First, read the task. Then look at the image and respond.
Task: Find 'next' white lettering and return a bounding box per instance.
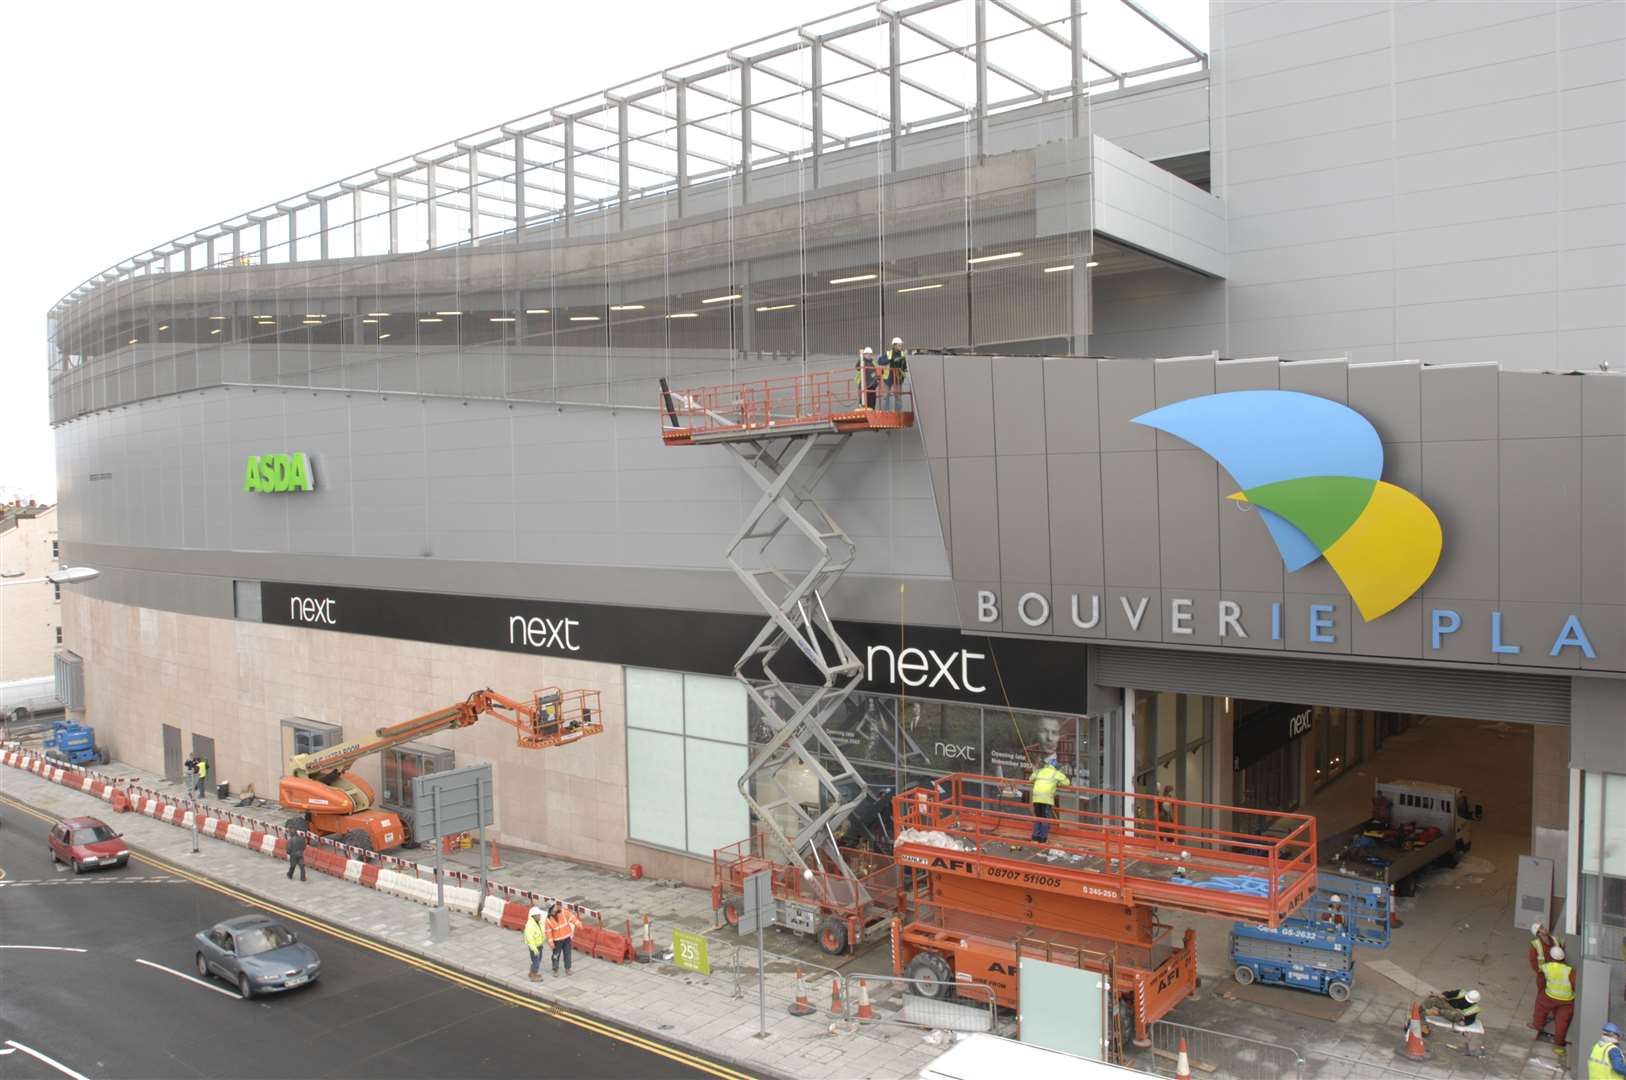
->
[507,614,582,652]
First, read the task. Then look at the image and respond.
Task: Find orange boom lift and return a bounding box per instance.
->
[891,773,1317,1049]
[277,687,602,851]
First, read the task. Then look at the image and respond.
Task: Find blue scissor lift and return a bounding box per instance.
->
[1228,870,1392,1002]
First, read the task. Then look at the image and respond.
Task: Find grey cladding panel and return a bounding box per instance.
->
[1279,358,1348,402]
[910,354,949,460]
[1422,364,1499,441]
[1420,440,1501,601]
[1581,436,1626,605]
[1155,451,1222,591]
[1348,361,1422,442]
[947,456,1000,581]
[1500,438,1582,604]
[1048,454,1104,585]
[944,356,995,458]
[1500,371,1581,439]
[992,356,1047,456]
[1152,357,1216,451]
[1097,359,1156,451]
[1042,357,1100,454]
[1099,452,1161,588]
[995,455,1051,585]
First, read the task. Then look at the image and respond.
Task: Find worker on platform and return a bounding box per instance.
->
[524,906,547,982]
[1529,921,1557,997]
[1532,944,1577,1056]
[547,901,581,977]
[1587,1022,1625,1078]
[1028,753,1069,844]
[1420,988,1481,1030]
[856,346,879,410]
[882,337,908,412]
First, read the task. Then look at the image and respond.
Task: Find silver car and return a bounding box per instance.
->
[194,914,321,999]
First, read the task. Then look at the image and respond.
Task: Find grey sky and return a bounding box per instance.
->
[0,0,1206,504]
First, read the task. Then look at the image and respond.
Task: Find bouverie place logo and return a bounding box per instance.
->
[1132,390,1442,621]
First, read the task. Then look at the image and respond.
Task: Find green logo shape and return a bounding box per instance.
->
[244,452,315,493]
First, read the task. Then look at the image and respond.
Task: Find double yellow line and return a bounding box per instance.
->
[0,792,754,1080]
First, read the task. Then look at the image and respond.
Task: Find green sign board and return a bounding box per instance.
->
[244,452,315,493]
[671,928,710,975]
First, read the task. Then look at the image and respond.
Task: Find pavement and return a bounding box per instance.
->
[0,755,950,1080]
[0,799,721,1080]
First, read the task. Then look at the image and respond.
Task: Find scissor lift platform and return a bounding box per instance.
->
[659,369,914,445]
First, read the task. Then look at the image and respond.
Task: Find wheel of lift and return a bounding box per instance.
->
[721,898,741,927]
[1233,964,1255,986]
[905,952,955,1000]
[816,916,848,956]
[1328,980,1351,1003]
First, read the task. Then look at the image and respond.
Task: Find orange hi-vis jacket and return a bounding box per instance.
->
[546,910,580,944]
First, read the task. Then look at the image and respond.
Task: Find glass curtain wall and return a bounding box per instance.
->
[1578,770,1625,1019]
[625,668,751,858]
[49,2,1111,424]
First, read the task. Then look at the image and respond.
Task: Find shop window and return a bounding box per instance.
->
[625,669,748,858]
[1579,771,1626,967]
[380,743,454,809]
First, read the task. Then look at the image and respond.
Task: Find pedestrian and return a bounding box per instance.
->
[856,346,878,410]
[1156,785,1177,830]
[194,755,209,798]
[1420,988,1481,1031]
[882,337,908,412]
[524,906,547,981]
[286,823,308,881]
[1027,753,1069,844]
[547,901,581,977]
[1529,921,1556,997]
[1587,1022,1625,1078]
[1532,944,1576,1057]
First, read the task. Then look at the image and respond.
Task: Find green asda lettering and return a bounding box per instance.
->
[244,453,315,493]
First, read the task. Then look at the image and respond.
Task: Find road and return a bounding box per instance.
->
[0,796,746,1080]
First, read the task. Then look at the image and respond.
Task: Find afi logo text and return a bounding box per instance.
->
[289,596,338,626]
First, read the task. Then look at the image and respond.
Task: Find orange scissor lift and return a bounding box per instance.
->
[891,773,1317,1048]
[661,368,914,953]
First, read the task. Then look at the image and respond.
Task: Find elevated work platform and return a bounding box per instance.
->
[658,370,914,445]
[894,773,1318,928]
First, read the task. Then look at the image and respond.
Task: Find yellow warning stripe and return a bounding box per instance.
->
[0,791,754,1080]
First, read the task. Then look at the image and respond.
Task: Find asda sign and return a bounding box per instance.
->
[244,452,315,493]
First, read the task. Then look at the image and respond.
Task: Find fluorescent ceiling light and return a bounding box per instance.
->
[128,338,139,345]
[1043,264,1074,273]
[378,333,392,340]
[489,316,516,322]
[210,328,223,335]
[609,304,645,311]
[666,312,699,319]
[158,324,170,331]
[254,313,275,318]
[569,315,600,322]
[967,251,1022,265]
[525,308,549,314]
[366,312,390,317]
[434,310,462,316]
[897,283,942,294]
[1085,261,1100,268]
[829,274,876,285]
[755,303,796,312]
[361,319,378,324]
[418,317,444,323]
[701,293,741,304]
[208,315,228,320]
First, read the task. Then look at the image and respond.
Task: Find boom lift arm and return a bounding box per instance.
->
[278,686,601,851]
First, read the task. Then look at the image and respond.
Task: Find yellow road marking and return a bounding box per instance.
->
[0,791,755,1080]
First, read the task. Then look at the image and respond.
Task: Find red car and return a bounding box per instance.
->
[47,816,130,873]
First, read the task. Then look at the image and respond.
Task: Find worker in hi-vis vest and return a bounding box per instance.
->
[1587,1022,1625,1078]
[1532,944,1577,1056]
[1028,754,1068,844]
[1529,921,1557,998]
[193,756,208,798]
[524,906,547,981]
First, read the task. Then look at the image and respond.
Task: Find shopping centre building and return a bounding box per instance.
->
[40,0,1623,1033]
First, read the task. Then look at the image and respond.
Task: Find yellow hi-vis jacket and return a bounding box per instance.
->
[1541,960,1575,1001]
[1029,764,1069,806]
[1588,1037,1625,1078]
[196,759,208,779]
[524,917,546,955]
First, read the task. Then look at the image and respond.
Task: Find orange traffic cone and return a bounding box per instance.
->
[638,914,655,963]
[830,977,844,1017]
[1175,1037,1192,1080]
[1399,1001,1429,1060]
[787,967,817,1017]
[489,840,504,871]
[855,979,874,1020]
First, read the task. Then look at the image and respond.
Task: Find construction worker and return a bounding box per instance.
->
[1028,753,1069,843]
[193,755,208,798]
[856,346,879,410]
[285,824,308,882]
[1529,921,1557,997]
[524,906,547,981]
[547,901,581,977]
[1587,1022,1625,1078]
[1532,944,1577,1056]
[1421,988,1481,1029]
[882,337,908,412]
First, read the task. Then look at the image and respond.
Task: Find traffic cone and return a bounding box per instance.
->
[830,977,844,1017]
[489,840,504,871]
[638,914,655,963]
[855,979,874,1020]
[1175,1037,1192,1080]
[1399,1001,1429,1060]
[787,967,817,1016]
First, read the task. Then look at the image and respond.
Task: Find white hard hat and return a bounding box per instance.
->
[1465,989,1481,1004]
[1530,921,1543,934]
[528,906,544,919]
[1549,945,1565,961]
[862,346,874,354]
[891,336,903,346]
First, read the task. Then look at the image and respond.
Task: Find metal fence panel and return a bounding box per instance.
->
[843,973,997,1033]
[1145,1020,1303,1080]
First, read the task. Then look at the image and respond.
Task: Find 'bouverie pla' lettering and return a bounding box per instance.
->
[244,452,315,493]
